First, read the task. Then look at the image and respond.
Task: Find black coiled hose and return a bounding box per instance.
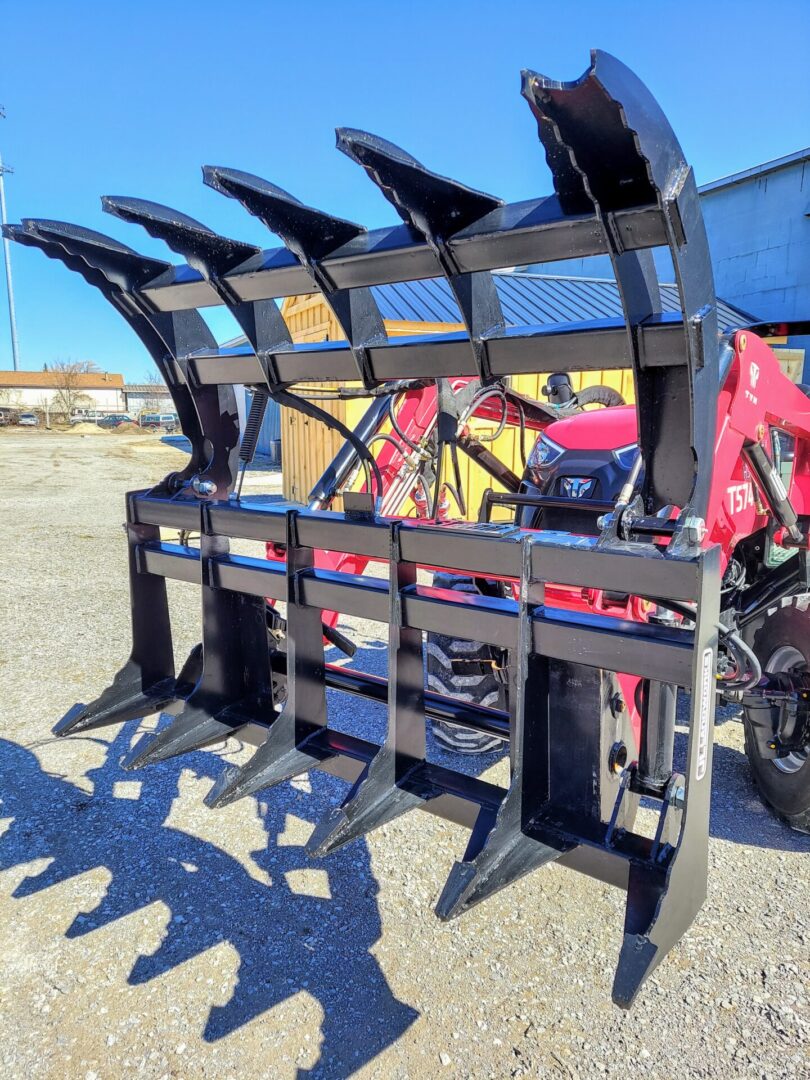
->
[574,385,626,409]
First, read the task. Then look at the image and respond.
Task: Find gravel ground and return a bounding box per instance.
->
[0,429,808,1080]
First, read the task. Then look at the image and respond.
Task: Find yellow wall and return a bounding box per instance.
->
[279,293,637,515]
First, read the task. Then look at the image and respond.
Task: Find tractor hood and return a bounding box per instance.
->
[545,404,637,452]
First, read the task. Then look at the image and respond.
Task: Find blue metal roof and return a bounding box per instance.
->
[371,272,756,331]
[223,271,755,352]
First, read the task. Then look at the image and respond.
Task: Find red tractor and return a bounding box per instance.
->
[7,50,808,1007]
[267,339,810,833]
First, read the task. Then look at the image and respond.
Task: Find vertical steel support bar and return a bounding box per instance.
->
[388,523,427,775]
[54,491,178,736]
[612,545,720,1007]
[205,509,330,806]
[122,503,273,769]
[435,537,571,919]
[307,522,434,854]
[284,509,329,744]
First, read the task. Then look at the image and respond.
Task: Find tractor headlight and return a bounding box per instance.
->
[527,434,565,484]
[612,443,639,471]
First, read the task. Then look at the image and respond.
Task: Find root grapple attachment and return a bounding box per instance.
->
[7,51,723,1006]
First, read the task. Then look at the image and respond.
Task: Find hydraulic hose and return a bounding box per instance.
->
[388,395,425,454]
[641,596,762,690]
[462,388,508,441]
[575,385,625,409]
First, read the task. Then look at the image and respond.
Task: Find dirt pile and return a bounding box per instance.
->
[114,422,148,433]
[66,422,108,434]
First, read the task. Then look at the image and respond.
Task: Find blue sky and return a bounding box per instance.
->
[1,0,808,381]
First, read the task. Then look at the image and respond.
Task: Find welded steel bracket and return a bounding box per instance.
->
[337,130,505,384]
[204,167,388,388]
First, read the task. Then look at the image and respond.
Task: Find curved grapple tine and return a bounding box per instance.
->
[521,50,684,217]
[521,49,718,526]
[335,128,502,236]
[3,218,226,487]
[336,129,505,384]
[204,165,386,388]
[102,195,260,277]
[203,166,365,261]
[102,194,291,365]
[3,217,170,293]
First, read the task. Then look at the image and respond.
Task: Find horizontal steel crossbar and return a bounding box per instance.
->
[181,313,687,384]
[137,542,696,686]
[131,493,701,601]
[138,199,667,312]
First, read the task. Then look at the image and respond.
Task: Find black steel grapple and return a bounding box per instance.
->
[5,51,723,1006]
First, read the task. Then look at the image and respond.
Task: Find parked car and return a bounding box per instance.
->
[97,414,134,429]
[140,412,178,433]
[18,413,39,427]
[70,410,107,424]
[0,411,9,426]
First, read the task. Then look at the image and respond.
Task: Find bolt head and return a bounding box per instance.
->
[191,476,217,496]
[683,515,707,545]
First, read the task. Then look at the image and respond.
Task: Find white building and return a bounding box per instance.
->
[123,382,174,415]
[0,370,125,415]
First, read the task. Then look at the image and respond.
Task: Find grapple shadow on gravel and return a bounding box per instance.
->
[0,726,419,1075]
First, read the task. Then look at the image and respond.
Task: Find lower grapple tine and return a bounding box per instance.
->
[207,508,330,806]
[436,536,568,917]
[612,864,670,1008]
[51,676,173,736]
[52,644,201,737]
[204,707,322,808]
[308,522,431,856]
[306,750,433,857]
[435,799,569,920]
[121,700,253,771]
[53,702,95,736]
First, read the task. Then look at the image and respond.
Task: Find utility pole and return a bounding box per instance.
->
[0,105,21,371]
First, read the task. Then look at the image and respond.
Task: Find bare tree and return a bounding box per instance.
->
[49,359,101,419]
[34,392,53,429]
[140,368,168,415]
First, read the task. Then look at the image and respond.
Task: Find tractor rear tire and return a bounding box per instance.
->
[425,574,506,755]
[743,598,810,833]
